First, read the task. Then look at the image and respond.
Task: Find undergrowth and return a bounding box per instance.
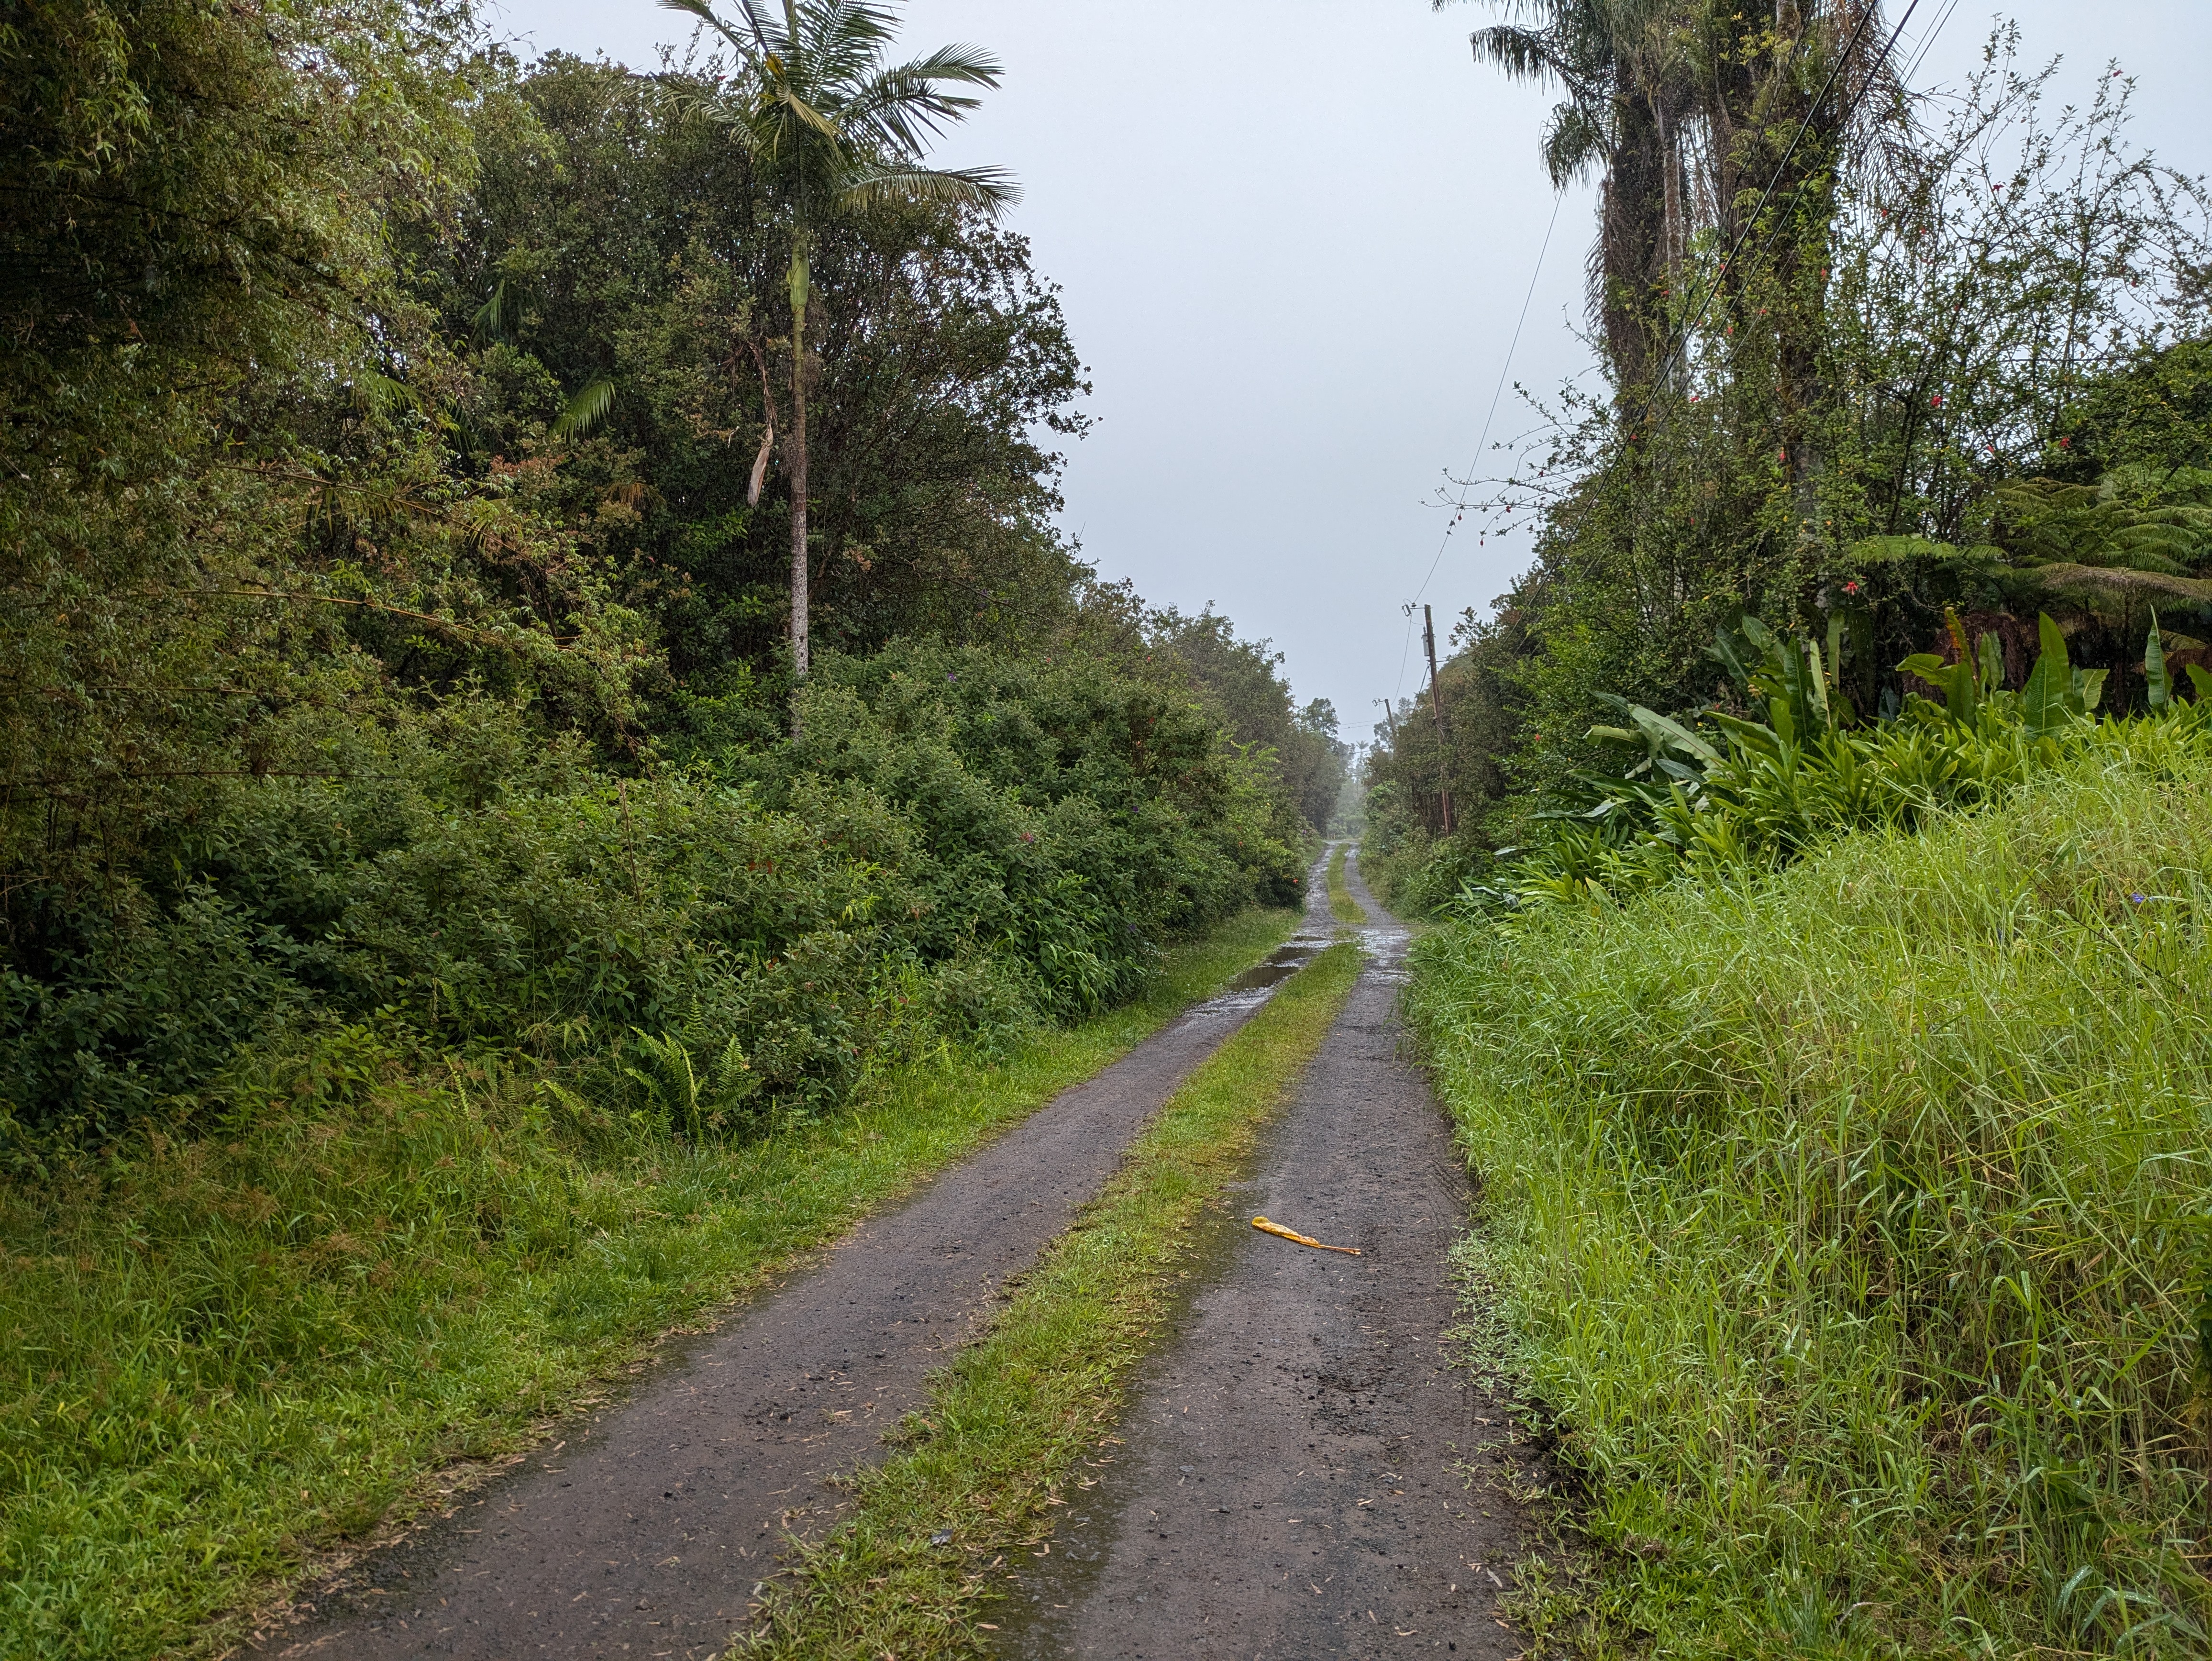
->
[1410,722,2212,1658]
[0,908,1299,1661]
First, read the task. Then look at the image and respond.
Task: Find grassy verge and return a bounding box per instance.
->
[0,908,1301,1661]
[1326,841,1366,925]
[746,939,1366,1658]
[1407,728,2212,1659]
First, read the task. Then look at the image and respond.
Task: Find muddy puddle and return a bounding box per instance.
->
[1185,933,1332,1019]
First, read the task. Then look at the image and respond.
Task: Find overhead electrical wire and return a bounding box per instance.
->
[1897,0,1963,92]
[1392,188,1565,705]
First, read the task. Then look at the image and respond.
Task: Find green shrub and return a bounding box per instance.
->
[1455,612,2205,920]
[1,642,1298,1148]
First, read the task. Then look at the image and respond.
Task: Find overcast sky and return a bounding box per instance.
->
[488,0,2212,743]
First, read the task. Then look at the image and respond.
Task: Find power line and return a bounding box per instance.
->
[1898,0,1963,90]
[1393,188,1565,704]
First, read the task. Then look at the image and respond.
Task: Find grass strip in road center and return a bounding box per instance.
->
[1326,842,1365,925]
[745,939,1366,1659]
[0,908,1302,1661]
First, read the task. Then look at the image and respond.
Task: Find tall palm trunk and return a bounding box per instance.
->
[786,246,811,682]
[1601,76,1668,390]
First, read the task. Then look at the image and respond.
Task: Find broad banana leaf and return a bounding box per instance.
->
[2020,613,2072,737]
[1978,631,2006,696]
[1627,704,1721,765]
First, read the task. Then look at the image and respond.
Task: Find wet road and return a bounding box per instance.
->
[253,867,1338,1661]
[1000,849,1535,1661]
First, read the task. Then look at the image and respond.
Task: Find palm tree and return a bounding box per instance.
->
[658,0,1018,683]
[1443,0,1906,402]
[1444,0,1692,389]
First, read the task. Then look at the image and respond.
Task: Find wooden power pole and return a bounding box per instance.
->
[1422,604,1454,836]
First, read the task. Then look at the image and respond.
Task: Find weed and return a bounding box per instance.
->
[0,910,1301,1661]
[1409,737,2212,1657]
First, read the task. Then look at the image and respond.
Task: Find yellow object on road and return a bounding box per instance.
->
[1251,1215,1361,1255]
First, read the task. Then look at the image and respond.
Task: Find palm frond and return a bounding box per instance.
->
[1470,23,1593,97]
[352,372,417,418]
[804,0,900,84]
[1540,100,1609,188]
[657,0,766,63]
[776,86,844,144]
[551,375,617,442]
[470,277,514,344]
[843,49,1001,153]
[878,42,1004,89]
[838,162,1019,217]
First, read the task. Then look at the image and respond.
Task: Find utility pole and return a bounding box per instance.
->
[1423,604,1454,836]
[1374,696,1399,746]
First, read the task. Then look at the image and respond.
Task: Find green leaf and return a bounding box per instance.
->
[2036,611,2072,676]
[1944,661,1976,723]
[2021,613,2073,736]
[2189,664,2212,704]
[1977,631,2006,697]
[2075,666,2108,714]
[2146,610,2171,710]
[551,375,616,441]
[1627,705,1721,765]
[1801,639,1832,730]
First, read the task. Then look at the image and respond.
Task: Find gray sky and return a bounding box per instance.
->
[489,0,2212,742]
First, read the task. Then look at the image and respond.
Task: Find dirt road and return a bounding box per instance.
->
[999,850,1534,1660]
[254,872,1336,1661]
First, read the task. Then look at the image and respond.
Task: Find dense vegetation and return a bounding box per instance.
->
[1366,13,2211,902]
[0,2,1342,1653]
[1378,7,2212,1654]
[0,0,1339,1157]
[1414,711,2212,1658]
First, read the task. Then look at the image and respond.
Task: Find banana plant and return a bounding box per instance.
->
[1709,614,1847,742]
[2014,613,2106,737]
[2138,609,2212,711]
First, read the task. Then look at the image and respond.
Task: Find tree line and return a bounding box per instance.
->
[1366,1,2211,904]
[0,0,1345,1145]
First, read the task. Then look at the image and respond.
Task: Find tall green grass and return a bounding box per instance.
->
[0,908,1298,1661]
[1407,722,2212,1658]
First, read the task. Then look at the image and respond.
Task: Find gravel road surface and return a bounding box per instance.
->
[998,850,1534,1661]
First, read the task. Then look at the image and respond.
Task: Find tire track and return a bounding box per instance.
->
[1001,848,1536,1660]
[252,869,1337,1661]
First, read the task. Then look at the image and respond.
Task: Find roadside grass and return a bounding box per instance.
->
[0,908,1301,1661]
[1406,727,2212,1659]
[1327,841,1366,925]
[745,939,1366,1658]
